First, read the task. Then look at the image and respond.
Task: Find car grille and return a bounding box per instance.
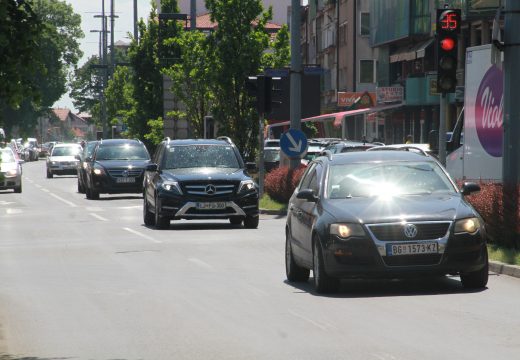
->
[367,222,451,241]
[107,169,143,177]
[182,182,238,196]
[382,254,443,266]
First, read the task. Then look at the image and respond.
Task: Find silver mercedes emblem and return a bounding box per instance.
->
[403,224,418,238]
[122,170,129,177]
[205,184,216,195]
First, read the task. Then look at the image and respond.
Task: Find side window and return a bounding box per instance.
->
[309,163,323,193]
[153,144,163,165]
[299,163,317,190]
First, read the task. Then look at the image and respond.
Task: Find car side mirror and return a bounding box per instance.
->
[85,156,92,162]
[75,155,81,161]
[461,182,480,196]
[246,162,257,171]
[146,163,158,172]
[296,189,318,202]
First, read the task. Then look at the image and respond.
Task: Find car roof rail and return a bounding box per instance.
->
[367,145,429,156]
[216,136,233,145]
[163,137,171,144]
[319,149,333,160]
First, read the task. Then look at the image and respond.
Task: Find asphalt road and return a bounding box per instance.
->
[0,160,519,360]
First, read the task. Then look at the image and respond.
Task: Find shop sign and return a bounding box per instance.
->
[337,91,376,108]
[376,86,404,104]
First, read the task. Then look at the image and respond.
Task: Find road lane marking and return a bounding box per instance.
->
[49,193,77,207]
[188,258,214,270]
[35,184,42,189]
[6,209,23,215]
[42,189,50,193]
[122,227,162,243]
[90,213,108,221]
[288,310,330,331]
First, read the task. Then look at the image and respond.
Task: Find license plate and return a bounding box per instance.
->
[116,177,135,183]
[386,242,438,256]
[196,202,226,210]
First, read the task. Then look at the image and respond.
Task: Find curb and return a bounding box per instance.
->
[489,261,520,279]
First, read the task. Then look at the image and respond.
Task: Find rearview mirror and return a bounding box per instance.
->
[461,182,480,196]
[246,162,257,171]
[146,163,158,172]
[296,189,318,202]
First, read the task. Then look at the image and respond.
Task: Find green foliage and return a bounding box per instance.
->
[1,0,83,134]
[163,30,214,138]
[205,0,273,160]
[262,24,290,69]
[105,66,136,130]
[144,117,165,146]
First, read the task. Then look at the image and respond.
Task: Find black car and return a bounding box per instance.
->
[143,137,259,229]
[285,149,488,293]
[76,140,98,193]
[84,139,151,200]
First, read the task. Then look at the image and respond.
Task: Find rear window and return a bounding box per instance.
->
[51,146,82,157]
[163,145,240,169]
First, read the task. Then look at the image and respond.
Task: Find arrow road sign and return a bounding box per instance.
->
[280,129,308,158]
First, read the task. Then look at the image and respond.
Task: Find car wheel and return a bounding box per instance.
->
[313,236,339,294]
[77,180,85,194]
[285,228,310,282]
[243,215,259,229]
[90,189,100,200]
[154,196,169,229]
[460,247,489,289]
[229,217,243,225]
[143,196,155,226]
[14,184,22,193]
[46,169,53,178]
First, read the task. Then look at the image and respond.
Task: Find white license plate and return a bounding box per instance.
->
[196,202,227,210]
[387,242,438,256]
[116,177,135,183]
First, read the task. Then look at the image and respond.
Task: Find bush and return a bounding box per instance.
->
[463,181,520,248]
[264,165,306,203]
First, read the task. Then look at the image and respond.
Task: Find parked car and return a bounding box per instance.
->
[40,141,58,157]
[263,147,280,172]
[143,137,259,229]
[0,147,23,193]
[76,141,98,193]
[285,149,489,293]
[84,139,151,200]
[46,143,82,178]
[24,138,40,161]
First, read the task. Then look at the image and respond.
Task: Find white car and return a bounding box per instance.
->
[46,143,82,178]
[0,147,23,193]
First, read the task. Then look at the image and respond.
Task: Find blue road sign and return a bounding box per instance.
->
[280,129,308,158]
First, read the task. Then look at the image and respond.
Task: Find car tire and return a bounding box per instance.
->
[90,189,100,200]
[143,196,155,226]
[46,169,53,178]
[14,184,22,193]
[77,180,85,194]
[460,248,489,289]
[229,217,243,225]
[313,236,339,294]
[154,197,169,229]
[243,215,259,229]
[286,229,310,282]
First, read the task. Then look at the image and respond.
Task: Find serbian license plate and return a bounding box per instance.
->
[116,177,135,183]
[196,202,227,210]
[387,242,438,256]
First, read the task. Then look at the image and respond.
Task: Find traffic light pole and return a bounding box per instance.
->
[438,93,447,166]
[289,0,302,170]
[258,113,265,198]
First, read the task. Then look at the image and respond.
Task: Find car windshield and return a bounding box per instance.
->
[0,149,15,162]
[164,145,240,169]
[51,146,81,156]
[95,144,150,160]
[327,161,455,198]
[264,149,280,162]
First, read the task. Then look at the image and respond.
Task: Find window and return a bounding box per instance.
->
[360,12,370,36]
[359,60,376,83]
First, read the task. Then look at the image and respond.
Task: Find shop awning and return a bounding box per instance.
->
[390,38,434,63]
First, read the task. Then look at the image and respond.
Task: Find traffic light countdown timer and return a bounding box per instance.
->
[436,8,461,94]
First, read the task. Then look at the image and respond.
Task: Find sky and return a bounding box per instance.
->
[53,0,153,112]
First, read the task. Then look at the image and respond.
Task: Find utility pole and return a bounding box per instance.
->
[502,0,520,247]
[134,0,138,42]
[101,0,108,139]
[289,0,302,170]
[190,0,196,30]
[110,0,115,78]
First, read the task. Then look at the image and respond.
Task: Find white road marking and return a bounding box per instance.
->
[288,310,330,331]
[90,213,108,221]
[35,184,42,189]
[0,201,15,206]
[188,258,214,270]
[122,227,162,243]
[117,205,142,210]
[42,189,50,193]
[6,209,23,215]
[86,207,104,212]
[49,193,77,207]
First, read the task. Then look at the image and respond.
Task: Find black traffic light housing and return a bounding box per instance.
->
[246,75,282,115]
[436,8,461,94]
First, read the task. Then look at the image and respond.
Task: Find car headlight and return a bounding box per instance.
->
[454,217,481,235]
[93,164,105,175]
[330,223,365,239]
[161,180,182,194]
[6,169,18,177]
[238,179,256,193]
[51,161,57,165]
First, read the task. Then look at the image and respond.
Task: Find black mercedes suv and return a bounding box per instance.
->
[84,139,151,200]
[143,137,259,229]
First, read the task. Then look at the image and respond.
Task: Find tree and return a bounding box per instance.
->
[163,30,214,138]
[262,24,290,69]
[205,0,273,159]
[1,0,83,135]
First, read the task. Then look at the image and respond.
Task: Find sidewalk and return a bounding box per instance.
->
[260,209,520,280]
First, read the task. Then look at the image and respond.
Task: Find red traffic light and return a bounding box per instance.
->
[440,37,456,51]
